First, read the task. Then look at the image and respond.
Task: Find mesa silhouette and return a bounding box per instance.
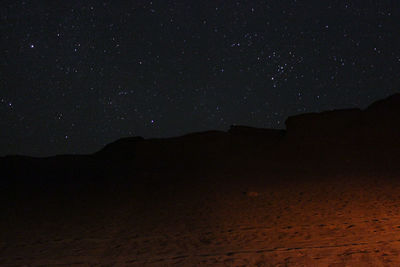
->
[2,93,400,189]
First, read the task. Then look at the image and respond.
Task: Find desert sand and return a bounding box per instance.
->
[2,166,400,266]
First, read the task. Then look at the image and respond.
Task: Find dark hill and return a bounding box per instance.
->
[285,93,400,145]
[93,127,285,169]
[282,93,400,171]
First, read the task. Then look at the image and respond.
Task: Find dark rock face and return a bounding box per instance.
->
[285,108,363,144]
[366,93,400,111]
[91,126,286,167]
[281,93,400,170]
[93,131,231,167]
[94,136,144,160]
[362,94,400,143]
[228,125,285,138]
[285,93,400,145]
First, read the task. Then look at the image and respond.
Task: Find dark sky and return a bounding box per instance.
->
[1,1,399,156]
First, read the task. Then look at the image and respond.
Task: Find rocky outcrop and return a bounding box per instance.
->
[285,108,363,144]
[94,136,144,160]
[92,126,285,168]
[228,125,285,137]
[285,94,400,145]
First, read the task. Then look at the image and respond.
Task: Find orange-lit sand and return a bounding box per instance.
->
[2,168,400,266]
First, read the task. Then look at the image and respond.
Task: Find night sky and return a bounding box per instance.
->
[1,1,399,156]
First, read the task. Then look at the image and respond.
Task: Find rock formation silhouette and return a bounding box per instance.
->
[2,93,400,186]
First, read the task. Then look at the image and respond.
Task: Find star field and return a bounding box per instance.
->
[1,1,400,156]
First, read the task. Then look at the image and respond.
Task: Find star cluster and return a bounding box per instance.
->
[1,1,400,156]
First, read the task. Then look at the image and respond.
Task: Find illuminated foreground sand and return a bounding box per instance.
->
[2,168,400,266]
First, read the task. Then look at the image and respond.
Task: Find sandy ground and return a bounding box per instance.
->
[2,168,400,266]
